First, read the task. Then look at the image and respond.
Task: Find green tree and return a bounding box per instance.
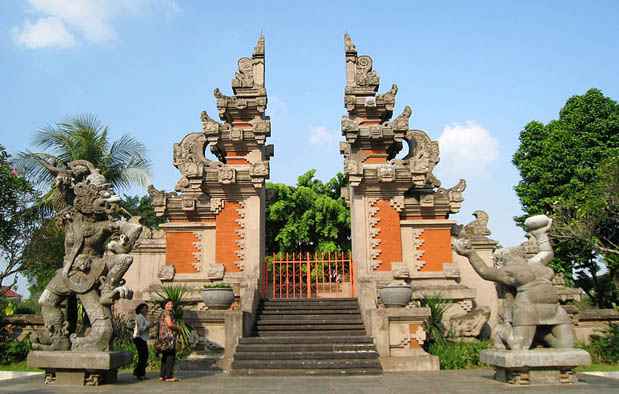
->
[121,194,165,229]
[21,219,65,296]
[0,145,41,289]
[266,170,350,254]
[512,88,619,306]
[16,114,151,209]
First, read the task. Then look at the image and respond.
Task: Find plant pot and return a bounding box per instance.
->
[378,283,412,307]
[202,288,234,309]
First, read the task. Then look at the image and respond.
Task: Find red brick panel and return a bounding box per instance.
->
[166,232,199,273]
[216,201,242,273]
[419,228,452,272]
[375,199,403,272]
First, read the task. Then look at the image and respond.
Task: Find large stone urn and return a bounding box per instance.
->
[202,285,235,309]
[378,282,412,307]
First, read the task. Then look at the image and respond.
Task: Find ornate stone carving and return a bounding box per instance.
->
[410,324,427,347]
[446,306,491,339]
[217,166,236,184]
[392,105,412,131]
[377,165,395,183]
[460,210,491,238]
[31,160,142,352]
[210,197,225,214]
[367,198,381,270]
[158,265,175,282]
[232,57,255,88]
[234,202,247,271]
[411,229,426,271]
[192,231,204,272]
[147,185,167,217]
[173,132,207,181]
[389,196,404,212]
[455,215,576,350]
[206,263,224,280]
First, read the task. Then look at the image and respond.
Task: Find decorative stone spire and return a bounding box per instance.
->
[340,34,464,213]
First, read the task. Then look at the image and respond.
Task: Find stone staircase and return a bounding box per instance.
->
[231,298,383,376]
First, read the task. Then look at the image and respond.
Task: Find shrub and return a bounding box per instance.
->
[0,338,31,364]
[420,294,449,345]
[428,340,491,370]
[582,323,619,364]
[204,282,232,289]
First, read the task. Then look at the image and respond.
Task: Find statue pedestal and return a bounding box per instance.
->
[27,351,132,386]
[480,349,591,385]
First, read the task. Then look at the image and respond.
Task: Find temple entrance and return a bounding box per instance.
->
[261,252,355,299]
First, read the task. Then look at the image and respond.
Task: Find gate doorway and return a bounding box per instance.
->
[261,252,355,299]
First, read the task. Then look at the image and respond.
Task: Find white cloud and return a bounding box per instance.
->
[12,0,180,49]
[309,126,338,145]
[12,16,76,48]
[437,121,499,179]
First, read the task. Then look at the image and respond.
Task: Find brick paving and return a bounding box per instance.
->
[1,369,617,394]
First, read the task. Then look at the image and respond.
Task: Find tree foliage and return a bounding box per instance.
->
[121,194,165,229]
[0,145,41,290]
[266,170,350,254]
[513,88,619,306]
[15,114,151,210]
[21,219,65,297]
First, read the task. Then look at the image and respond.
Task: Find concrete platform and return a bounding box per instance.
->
[27,351,132,386]
[480,348,591,385]
[1,368,618,393]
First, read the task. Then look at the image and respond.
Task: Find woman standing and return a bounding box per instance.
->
[133,303,151,380]
[157,299,179,382]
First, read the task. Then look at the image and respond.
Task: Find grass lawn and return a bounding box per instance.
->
[577,363,619,372]
[0,361,39,372]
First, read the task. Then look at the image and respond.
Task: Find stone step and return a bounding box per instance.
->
[230,367,383,376]
[264,298,358,302]
[262,301,359,308]
[234,351,379,360]
[235,343,376,352]
[257,330,367,336]
[231,359,382,370]
[257,318,364,325]
[260,309,361,315]
[261,304,359,310]
[238,336,374,345]
[256,323,365,331]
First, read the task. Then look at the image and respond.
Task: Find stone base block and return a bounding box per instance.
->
[380,353,439,372]
[27,351,132,386]
[480,348,591,385]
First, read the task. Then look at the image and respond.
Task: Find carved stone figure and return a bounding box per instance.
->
[454,215,575,350]
[31,160,142,352]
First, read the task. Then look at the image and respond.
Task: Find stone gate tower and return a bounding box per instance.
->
[340,35,480,369]
[145,35,272,309]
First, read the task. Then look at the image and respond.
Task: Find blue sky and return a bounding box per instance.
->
[1,1,618,295]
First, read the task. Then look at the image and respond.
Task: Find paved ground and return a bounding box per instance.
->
[1,369,617,394]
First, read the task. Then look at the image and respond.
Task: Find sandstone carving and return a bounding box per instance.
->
[455,215,575,350]
[31,160,142,352]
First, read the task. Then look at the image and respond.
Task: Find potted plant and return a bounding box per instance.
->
[202,282,234,309]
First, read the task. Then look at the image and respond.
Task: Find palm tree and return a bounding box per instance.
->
[16,114,151,209]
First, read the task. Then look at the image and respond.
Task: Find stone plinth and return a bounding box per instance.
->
[369,307,439,371]
[27,351,132,386]
[480,349,591,385]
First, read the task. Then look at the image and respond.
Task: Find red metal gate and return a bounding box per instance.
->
[261,252,355,299]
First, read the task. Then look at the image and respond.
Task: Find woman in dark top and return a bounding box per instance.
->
[158,299,179,382]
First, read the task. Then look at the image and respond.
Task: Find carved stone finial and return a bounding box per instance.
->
[254,33,265,56]
[344,33,356,53]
